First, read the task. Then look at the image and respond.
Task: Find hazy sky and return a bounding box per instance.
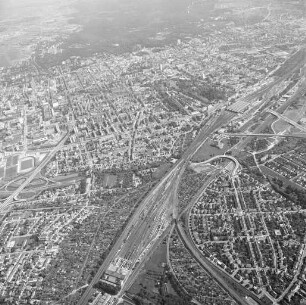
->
[0,0,76,19]
[0,0,78,66]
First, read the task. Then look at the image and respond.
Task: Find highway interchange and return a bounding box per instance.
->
[1,47,306,305]
[0,132,70,212]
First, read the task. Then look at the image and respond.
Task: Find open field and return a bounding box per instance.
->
[103,174,117,188]
[20,158,34,171]
[272,119,290,134]
[6,155,19,167]
[189,163,216,174]
[0,167,4,179]
[153,163,172,180]
[17,191,37,200]
[191,140,228,162]
[6,178,27,191]
[128,241,178,304]
[5,166,18,179]
[260,165,306,191]
[26,178,47,188]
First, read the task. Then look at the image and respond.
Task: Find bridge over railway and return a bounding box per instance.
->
[267,109,306,133]
[223,132,306,139]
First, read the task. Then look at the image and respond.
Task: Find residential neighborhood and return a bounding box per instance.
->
[1,1,306,305]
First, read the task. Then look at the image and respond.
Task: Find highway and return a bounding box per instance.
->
[0,177,83,201]
[0,132,70,213]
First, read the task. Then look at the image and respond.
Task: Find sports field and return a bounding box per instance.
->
[0,167,4,179]
[20,158,34,171]
[5,166,18,179]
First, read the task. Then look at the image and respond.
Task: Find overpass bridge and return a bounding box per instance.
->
[0,132,70,213]
[267,109,306,133]
[223,132,306,139]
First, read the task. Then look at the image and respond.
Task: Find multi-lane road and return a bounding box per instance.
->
[0,132,70,213]
[267,109,306,133]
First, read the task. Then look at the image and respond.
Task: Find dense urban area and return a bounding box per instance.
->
[1,0,306,305]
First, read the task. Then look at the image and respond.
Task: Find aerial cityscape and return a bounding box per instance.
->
[1,0,306,304]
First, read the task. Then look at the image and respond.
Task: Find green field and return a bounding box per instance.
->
[103,174,117,188]
[5,166,18,179]
[18,191,37,200]
[27,178,46,188]
[6,155,19,167]
[260,165,305,191]
[273,105,306,133]
[128,241,178,303]
[272,119,290,134]
[191,140,228,163]
[6,156,12,167]
[7,177,26,189]
[12,155,19,165]
[20,158,34,171]
[0,167,4,178]
[153,163,172,179]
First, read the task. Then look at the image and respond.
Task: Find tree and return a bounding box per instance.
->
[93,281,120,295]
